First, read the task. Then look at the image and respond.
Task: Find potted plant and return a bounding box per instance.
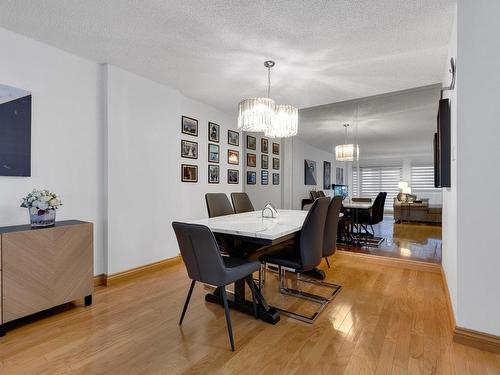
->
[21,189,62,227]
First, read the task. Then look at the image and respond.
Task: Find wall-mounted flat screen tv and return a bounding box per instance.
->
[0,84,31,176]
[434,98,451,187]
[332,184,348,198]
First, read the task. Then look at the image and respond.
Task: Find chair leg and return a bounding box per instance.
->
[325,257,331,268]
[258,263,264,292]
[179,280,196,326]
[220,287,235,352]
[245,276,259,319]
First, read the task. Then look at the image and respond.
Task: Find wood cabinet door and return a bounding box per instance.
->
[2,223,93,323]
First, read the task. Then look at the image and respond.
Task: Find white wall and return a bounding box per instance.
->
[288,137,338,210]
[441,9,458,317]
[454,0,500,336]
[0,27,106,275]
[106,65,241,274]
[0,27,242,277]
[243,132,281,209]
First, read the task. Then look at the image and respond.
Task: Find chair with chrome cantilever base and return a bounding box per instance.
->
[296,196,343,300]
[259,197,341,323]
[172,222,260,351]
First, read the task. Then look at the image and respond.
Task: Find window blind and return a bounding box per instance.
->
[411,165,439,191]
[352,166,401,210]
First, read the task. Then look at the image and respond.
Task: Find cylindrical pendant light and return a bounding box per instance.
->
[237,97,275,132]
[335,123,360,161]
[265,104,298,138]
[237,61,298,137]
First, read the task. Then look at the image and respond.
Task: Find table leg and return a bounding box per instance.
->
[205,279,280,324]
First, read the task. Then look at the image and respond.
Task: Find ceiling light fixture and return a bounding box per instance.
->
[237,61,298,138]
[335,123,359,162]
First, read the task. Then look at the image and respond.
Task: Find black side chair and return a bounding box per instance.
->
[259,197,341,323]
[296,196,343,300]
[231,192,255,213]
[323,196,343,268]
[205,193,237,254]
[310,190,321,200]
[172,222,260,352]
[359,192,387,235]
[205,193,234,218]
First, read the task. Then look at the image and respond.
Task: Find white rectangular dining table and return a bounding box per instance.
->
[342,201,373,210]
[189,209,309,245]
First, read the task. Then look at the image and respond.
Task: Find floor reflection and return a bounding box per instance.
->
[339,216,442,263]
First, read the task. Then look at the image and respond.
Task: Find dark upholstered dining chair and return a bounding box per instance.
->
[231,192,255,213]
[205,193,236,254]
[259,197,341,323]
[310,190,321,200]
[205,193,234,218]
[359,192,387,235]
[172,222,260,351]
[323,196,343,268]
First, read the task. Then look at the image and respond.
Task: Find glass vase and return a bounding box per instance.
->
[29,208,56,228]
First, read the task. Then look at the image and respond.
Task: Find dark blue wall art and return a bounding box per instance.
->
[304,159,317,185]
[0,84,31,176]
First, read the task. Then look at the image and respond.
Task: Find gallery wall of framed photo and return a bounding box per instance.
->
[243,132,282,209]
[180,116,242,187]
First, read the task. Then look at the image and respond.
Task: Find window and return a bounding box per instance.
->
[411,165,438,191]
[352,166,402,210]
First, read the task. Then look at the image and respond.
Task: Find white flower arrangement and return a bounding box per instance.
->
[21,189,62,215]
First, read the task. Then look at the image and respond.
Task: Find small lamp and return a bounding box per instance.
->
[398,181,409,189]
[401,187,412,203]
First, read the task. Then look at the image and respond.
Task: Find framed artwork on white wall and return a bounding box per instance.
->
[336,167,344,185]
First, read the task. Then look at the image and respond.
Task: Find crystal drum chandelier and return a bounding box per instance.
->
[237,61,298,138]
[335,123,360,162]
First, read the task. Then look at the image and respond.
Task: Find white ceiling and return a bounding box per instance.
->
[0,1,455,115]
[298,84,442,159]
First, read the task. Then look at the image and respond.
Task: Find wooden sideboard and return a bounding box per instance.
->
[0,220,93,336]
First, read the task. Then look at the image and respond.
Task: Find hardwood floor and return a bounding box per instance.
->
[340,216,442,263]
[1,253,498,374]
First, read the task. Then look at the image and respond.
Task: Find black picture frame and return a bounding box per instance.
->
[304,159,317,185]
[181,164,198,182]
[181,139,198,159]
[228,149,239,165]
[261,154,269,169]
[273,157,280,170]
[247,153,256,167]
[336,167,344,185]
[208,143,219,163]
[247,135,256,150]
[208,122,220,142]
[273,173,280,185]
[208,164,220,184]
[181,116,198,136]
[272,142,280,155]
[261,170,269,185]
[261,138,269,153]
[228,130,239,146]
[323,161,331,189]
[247,171,256,184]
[228,169,239,184]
